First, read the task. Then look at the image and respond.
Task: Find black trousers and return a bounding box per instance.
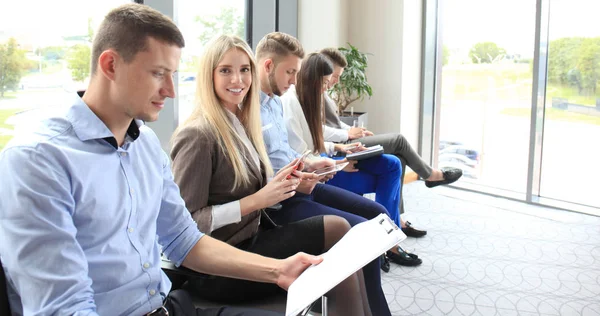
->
[165,289,283,316]
[183,216,324,302]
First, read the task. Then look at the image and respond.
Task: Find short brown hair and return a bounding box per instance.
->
[320,47,347,68]
[255,32,304,63]
[91,3,185,75]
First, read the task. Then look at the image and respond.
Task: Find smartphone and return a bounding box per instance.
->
[312,162,349,176]
[292,150,312,170]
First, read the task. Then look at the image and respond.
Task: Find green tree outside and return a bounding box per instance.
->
[576,38,600,95]
[469,42,506,64]
[547,37,583,85]
[35,46,67,61]
[0,38,28,98]
[442,45,450,66]
[196,7,245,47]
[66,18,94,82]
[66,44,91,82]
[547,37,600,100]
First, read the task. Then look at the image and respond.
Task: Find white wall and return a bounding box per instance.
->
[399,1,423,147]
[298,0,423,148]
[298,0,348,54]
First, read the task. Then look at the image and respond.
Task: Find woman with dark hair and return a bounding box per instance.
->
[280,52,423,268]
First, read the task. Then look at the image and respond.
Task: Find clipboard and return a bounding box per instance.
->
[285,214,406,316]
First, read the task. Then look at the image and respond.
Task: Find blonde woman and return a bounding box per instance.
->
[170,35,372,315]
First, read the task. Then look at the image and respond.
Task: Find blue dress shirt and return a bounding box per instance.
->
[259,91,300,171]
[0,94,203,316]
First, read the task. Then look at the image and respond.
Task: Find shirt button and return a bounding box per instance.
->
[120,152,127,157]
[130,188,134,195]
[128,227,134,233]
[143,262,150,269]
[149,289,156,296]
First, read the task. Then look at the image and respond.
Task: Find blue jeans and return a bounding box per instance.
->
[327,154,402,226]
[271,183,392,316]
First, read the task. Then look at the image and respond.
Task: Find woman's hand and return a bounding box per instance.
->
[334,142,367,154]
[241,163,300,213]
[275,158,303,177]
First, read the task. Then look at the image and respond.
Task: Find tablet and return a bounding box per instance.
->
[312,162,349,176]
[346,145,384,161]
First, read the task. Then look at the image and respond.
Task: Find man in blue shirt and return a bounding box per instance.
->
[0,5,321,316]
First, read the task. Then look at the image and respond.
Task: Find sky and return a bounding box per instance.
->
[1,0,597,55]
[0,0,245,49]
[441,0,600,59]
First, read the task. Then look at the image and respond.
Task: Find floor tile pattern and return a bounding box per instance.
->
[382,183,600,316]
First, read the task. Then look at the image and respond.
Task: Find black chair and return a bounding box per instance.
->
[0,258,12,315]
[160,259,326,315]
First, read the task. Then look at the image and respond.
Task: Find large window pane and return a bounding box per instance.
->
[541,0,600,208]
[0,0,128,151]
[177,0,246,124]
[437,0,536,193]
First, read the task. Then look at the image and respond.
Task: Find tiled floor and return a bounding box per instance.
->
[382,182,600,316]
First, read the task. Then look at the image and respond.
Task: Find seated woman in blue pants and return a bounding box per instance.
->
[280,52,421,267]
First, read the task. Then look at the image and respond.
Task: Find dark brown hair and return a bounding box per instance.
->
[320,47,348,68]
[296,53,333,153]
[91,3,185,75]
[255,32,305,63]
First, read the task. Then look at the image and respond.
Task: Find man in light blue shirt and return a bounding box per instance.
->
[260,91,302,170]
[0,4,321,316]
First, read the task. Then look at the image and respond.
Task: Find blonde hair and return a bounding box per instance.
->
[175,35,273,189]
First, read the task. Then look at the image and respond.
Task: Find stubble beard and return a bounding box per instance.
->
[268,71,282,96]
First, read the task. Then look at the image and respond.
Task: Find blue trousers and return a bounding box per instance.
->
[271,183,393,316]
[328,154,402,226]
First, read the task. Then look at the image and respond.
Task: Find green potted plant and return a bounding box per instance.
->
[328,43,373,126]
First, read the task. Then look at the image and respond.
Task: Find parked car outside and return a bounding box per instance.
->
[439,140,464,151]
[439,145,481,162]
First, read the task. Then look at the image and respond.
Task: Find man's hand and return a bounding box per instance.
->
[339,158,359,172]
[364,130,374,137]
[276,252,323,290]
[348,127,366,140]
[303,157,335,172]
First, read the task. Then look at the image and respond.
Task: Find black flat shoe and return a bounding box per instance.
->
[380,254,390,273]
[398,245,419,259]
[386,247,422,267]
[401,221,427,238]
[425,167,463,188]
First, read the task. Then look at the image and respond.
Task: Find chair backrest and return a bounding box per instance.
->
[0,258,12,314]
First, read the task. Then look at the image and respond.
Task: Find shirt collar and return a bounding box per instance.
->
[260,91,271,107]
[68,91,143,149]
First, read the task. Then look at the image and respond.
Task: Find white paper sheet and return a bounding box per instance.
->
[285,214,406,316]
